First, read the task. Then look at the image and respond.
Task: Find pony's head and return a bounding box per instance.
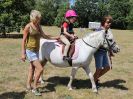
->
[102,30,120,53]
[82,30,120,53]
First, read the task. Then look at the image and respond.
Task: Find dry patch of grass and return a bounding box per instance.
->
[0,27,133,99]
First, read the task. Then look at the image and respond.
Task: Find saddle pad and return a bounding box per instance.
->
[55,42,79,60]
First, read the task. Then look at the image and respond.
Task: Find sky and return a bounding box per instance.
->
[69,0,75,6]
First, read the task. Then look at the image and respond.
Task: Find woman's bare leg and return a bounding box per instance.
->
[27,63,35,89]
[94,68,102,82]
[32,60,43,89]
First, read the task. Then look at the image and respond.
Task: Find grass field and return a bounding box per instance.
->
[0,26,133,99]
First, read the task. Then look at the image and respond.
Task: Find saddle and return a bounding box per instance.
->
[58,39,76,66]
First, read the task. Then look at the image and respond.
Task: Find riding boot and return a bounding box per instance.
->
[68,57,72,66]
[63,56,72,66]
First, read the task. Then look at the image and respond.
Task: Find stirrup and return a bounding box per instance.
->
[63,56,71,61]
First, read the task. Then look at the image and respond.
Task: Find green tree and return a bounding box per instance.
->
[74,0,107,27]
[0,0,35,37]
[126,0,133,29]
[96,0,109,21]
[108,0,131,29]
[35,0,69,26]
[35,0,59,25]
[54,3,69,26]
[0,0,14,36]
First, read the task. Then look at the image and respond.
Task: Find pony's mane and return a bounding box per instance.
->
[84,31,101,39]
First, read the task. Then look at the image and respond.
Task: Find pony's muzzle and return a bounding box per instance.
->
[113,46,120,53]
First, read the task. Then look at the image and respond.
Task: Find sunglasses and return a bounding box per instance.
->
[106,20,112,24]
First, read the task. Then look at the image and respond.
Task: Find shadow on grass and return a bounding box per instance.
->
[43,77,128,92]
[42,76,91,92]
[100,79,128,90]
[0,91,26,99]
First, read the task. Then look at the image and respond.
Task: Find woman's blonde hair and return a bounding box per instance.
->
[30,10,42,22]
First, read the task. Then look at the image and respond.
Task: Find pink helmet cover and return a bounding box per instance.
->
[65,10,78,18]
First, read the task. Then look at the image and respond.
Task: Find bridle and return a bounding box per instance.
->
[82,31,107,49]
[82,31,114,50]
[105,38,116,50]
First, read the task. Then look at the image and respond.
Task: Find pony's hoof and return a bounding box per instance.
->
[68,86,73,90]
[68,87,73,90]
[68,86,76,90]
[92,89,98,93]
[92,87,98,93]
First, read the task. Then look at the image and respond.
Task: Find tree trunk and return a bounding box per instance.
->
[2,32,7,38]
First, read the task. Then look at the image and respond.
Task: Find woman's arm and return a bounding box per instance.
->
[39,25,59,40]
[21,24,30,62]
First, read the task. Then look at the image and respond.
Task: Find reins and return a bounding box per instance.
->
[82,38,98,49]
[82,30,113,51]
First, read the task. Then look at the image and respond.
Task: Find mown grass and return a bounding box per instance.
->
[0,26,133,99]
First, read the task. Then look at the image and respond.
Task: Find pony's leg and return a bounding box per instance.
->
[67,67,78,90]
[82,66,97,93]
[39,59,47,84]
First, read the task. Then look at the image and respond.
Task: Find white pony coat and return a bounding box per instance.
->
[39,30,105,67]
[39,30,113,92]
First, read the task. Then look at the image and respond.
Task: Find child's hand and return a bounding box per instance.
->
[70,35,75,40]
[73,34,78,39]
[74,35,78,39]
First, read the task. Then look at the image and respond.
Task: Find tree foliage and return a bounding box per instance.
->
[108,0,131,29]
[126,0,133,29]
[74,0,108,27]
[54,3,69,26]
[0,0,133,36]
[0,0,35,36]
[35,0,69,26]
[35,0,58,25]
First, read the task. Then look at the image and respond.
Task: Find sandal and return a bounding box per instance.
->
[32,89,41,96]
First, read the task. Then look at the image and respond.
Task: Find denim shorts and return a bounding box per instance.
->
[94,50,110,69]
[26,49,39,62]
